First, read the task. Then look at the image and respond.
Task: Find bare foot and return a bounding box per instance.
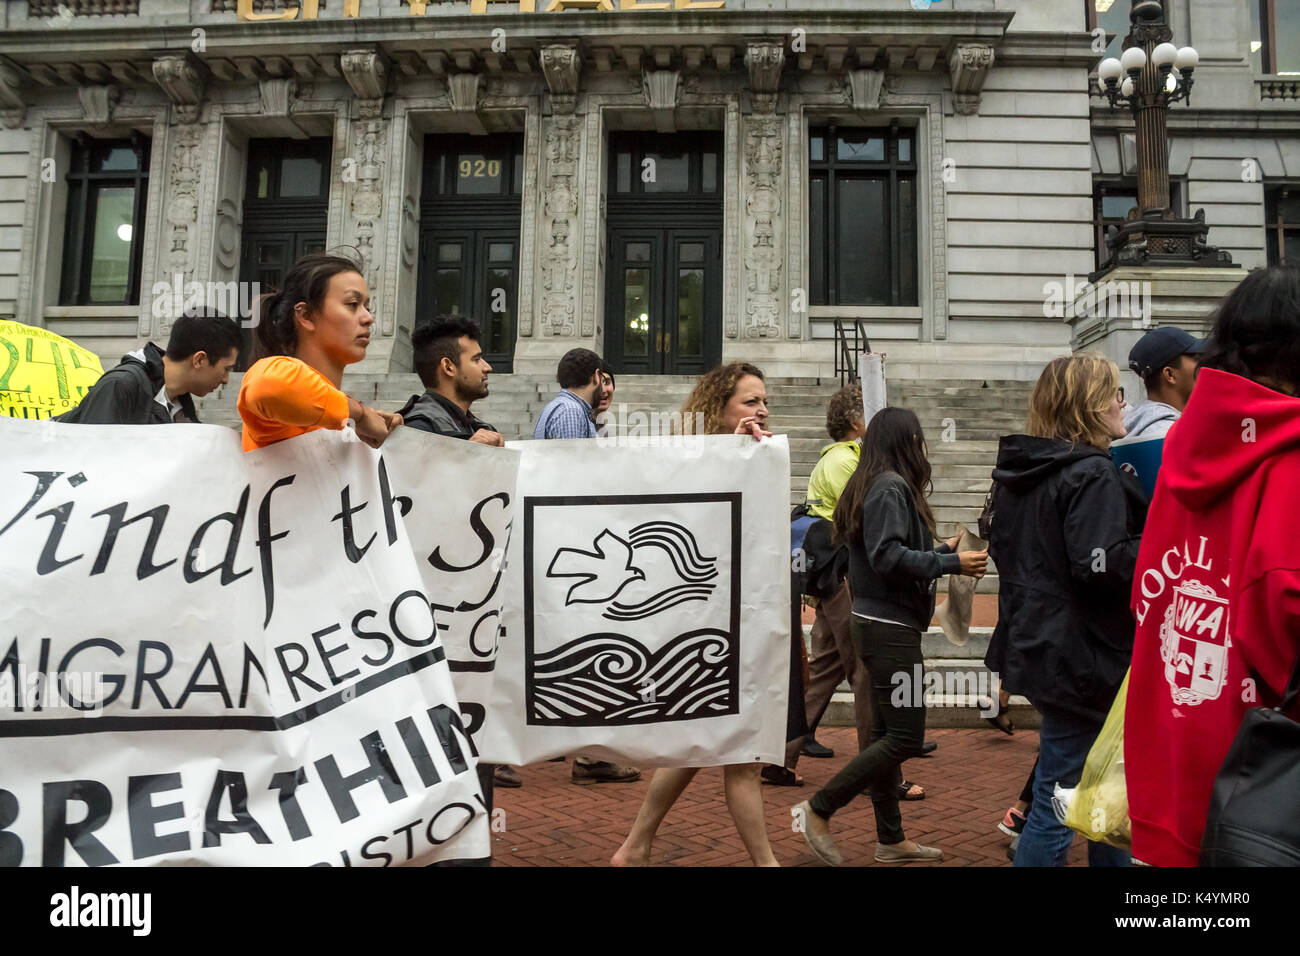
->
[611,842,651,867]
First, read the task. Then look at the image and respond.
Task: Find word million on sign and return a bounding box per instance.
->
[237,0,724,20]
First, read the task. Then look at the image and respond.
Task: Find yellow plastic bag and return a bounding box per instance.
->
[1063,670,1131,850]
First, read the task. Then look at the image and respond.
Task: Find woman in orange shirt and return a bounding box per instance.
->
[239,252,400,451]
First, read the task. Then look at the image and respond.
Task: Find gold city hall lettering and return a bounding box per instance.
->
[239,0,722,18]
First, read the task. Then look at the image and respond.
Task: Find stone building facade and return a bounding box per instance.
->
[0,0,1294,386]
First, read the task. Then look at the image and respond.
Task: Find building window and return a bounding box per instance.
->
[245,136,332,205]
[1086,1,1134,64]
[1264,184,1300,264]
[609,132,720,196]
[60,134,150,306]
[425,135,523,198]
[1092,178,1186,270]
[808,122,917,307]
[1250,1,1300,74]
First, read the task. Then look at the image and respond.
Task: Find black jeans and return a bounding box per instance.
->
[808,618,926,845]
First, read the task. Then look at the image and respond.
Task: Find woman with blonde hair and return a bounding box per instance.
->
[984,352,1147,867]
[611,361,780,866]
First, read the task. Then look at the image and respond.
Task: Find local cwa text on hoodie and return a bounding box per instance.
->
[1125,367,1300,867]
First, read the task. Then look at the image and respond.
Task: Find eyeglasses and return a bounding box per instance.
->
[1116,387,1125,404]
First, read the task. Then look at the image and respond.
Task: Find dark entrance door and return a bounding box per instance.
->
[417,134,523,372]
[605,132,723,375]
[238,137,331,370]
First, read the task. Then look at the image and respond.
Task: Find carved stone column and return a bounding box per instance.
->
[740,42,786,340]
[340,50,392,336]
[152,55,209,321]
[537,44,583,339]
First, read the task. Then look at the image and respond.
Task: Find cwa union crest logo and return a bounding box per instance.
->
[1160,580,1231,705]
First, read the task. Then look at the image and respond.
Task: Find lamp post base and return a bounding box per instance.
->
[1093,208,1235,281]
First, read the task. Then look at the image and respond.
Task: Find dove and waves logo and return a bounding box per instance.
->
[525,493,741,726]
[547,521,718,622]
[531,629,732,723]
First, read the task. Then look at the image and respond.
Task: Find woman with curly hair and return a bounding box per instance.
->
[612,362,781,866]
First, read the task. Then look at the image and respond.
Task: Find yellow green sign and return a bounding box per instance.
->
[0,321,104,421]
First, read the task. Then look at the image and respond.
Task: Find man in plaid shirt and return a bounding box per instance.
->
[533,348,604,440]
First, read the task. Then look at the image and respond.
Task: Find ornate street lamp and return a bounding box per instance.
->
[1094,0,1232,274]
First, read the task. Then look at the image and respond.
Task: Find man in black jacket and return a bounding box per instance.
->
[397,315,515,832]
[57,308,240,424]
[397,315,503,446]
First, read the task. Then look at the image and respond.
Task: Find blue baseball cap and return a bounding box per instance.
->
[1128,327,1206,378]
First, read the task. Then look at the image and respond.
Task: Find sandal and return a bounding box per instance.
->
[896,779,925,801]
[979,699,1015,736]
[761,765,804,787]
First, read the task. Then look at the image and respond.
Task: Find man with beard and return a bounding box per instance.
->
[398,315,503,446]
[397,316,518,838]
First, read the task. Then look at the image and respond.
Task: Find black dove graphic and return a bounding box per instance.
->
[546,521,720,619]
[547,529,646,604]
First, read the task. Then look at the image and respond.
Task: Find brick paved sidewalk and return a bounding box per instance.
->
[492,726,1088,866]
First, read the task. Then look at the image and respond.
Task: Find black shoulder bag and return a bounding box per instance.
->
[1199,652,1300,866]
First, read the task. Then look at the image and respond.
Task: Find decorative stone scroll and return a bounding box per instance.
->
[0,58,27,130]
[152,55,206,125]
[78,84,120,125]
[949,43,994,116]
[643,70,679,134]
[540,44,581,115]
[258,77,296,116]
[744,42,784,115]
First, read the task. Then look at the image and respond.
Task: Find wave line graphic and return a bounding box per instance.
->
[530,629,736,724]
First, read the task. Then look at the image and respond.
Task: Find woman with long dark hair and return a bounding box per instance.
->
[796,407,986,865]
[238,251,400,451]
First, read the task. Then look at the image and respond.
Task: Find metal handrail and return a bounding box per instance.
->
[833,318,872,387]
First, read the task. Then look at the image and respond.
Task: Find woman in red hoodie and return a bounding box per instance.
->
[1126,265,1300,867]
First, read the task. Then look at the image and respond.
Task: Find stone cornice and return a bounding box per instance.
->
[0,9,1016,59]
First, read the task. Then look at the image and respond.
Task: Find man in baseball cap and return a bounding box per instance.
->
[1123,326,1207,439]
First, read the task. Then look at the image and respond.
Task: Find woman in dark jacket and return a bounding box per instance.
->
[796,408,987,865]
[985,352,1147,867]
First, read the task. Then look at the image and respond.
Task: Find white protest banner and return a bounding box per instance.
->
[379,427,519,751]
[479,434,791,768]
[0,419,488,867]
[858,352,888,423]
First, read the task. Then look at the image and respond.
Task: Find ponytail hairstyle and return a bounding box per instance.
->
[252,251,365,361]
[1199,264,1300,395]
[832,406,936,547]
